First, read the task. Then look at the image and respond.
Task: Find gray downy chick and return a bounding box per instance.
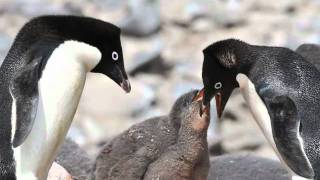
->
[92,90,200,180]
[143,90,210,180]
[55,138,93,180]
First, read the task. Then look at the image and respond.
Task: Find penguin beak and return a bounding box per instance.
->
[92,62,131,93]
[203,87,232,118]
[193,89,205,102]
[120,79,131,93]
[193,89,210,116]
[215,92,222,118]
[110,65,131,93]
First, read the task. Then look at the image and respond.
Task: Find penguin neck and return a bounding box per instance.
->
[56,40,102,71]
[234,46,258,75]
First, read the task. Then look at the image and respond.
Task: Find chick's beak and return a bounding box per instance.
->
[193,89,210,116]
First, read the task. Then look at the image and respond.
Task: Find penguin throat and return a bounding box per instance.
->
[57,40,102,72]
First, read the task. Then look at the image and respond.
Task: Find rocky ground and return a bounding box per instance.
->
[1,0,320,161]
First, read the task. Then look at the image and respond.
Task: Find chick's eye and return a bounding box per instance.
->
[214,82,222,89]
[112,51,119,61]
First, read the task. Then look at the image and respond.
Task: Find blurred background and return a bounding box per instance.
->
[0,0,319,160]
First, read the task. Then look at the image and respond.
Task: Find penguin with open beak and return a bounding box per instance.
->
[0,15,130,180]
[201,39,320,180]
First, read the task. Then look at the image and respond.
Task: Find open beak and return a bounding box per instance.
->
[193,89,210,116]
[120,79,131,93]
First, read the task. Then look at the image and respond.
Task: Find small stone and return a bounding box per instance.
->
[119,0,161,37]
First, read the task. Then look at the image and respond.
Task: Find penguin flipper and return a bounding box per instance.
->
[10,56,43,147]
[268,95,314,178]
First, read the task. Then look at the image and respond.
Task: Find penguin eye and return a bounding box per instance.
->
[112,51,119,61]
[214,82,222,89]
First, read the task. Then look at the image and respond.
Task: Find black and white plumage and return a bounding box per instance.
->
[0,15,130,180]
[202,39,320,179]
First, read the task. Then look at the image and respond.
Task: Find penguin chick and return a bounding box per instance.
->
[208,154,290,180]
[143,93,210,180]
[92,90,200,180]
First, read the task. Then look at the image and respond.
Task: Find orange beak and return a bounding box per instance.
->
[193,89,210,116]
[215,92,222,118]
[193,89,205,102]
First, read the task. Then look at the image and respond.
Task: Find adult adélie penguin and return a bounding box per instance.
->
[201,39,320,180]
[0,15,130,180]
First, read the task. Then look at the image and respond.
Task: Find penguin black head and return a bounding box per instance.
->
[89,28,130,93]
[202,39,250,117]
[78,21,130,93]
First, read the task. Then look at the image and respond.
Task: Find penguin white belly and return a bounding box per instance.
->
[13,40,101,180]
[236,73,311,180]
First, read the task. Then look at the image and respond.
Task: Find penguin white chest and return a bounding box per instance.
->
[14,40,101,180]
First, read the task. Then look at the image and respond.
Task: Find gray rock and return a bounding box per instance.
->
[0,0,82,17]
[119,0,161,37]
[210,0,248,28]
[0,34,11,66]
[128,40,172,76]
[296,43,320,70]
[208,154,290,180]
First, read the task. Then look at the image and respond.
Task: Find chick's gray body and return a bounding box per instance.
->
[93,90,210,180]
[143,99,210,180]
[92,115,179,180]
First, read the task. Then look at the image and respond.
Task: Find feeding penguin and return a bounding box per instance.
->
[201,39,320,180]
[0,15,131,180]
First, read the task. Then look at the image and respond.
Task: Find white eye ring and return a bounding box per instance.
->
[214,82,222,89]
[112,51,119,61]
